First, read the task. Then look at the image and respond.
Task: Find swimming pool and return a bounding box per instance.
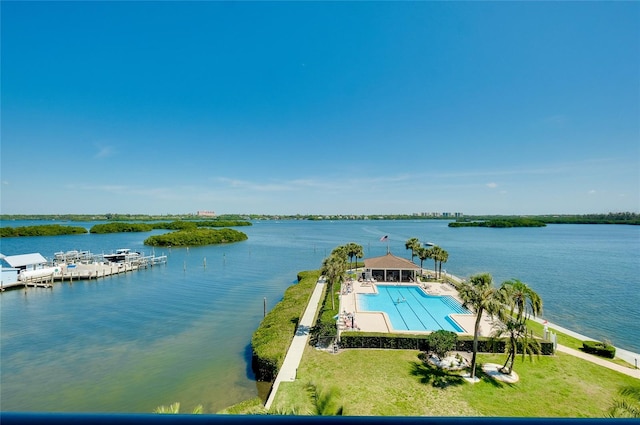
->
[357,285,470,333]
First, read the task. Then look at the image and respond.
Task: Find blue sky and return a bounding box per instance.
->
[2,1,638,216]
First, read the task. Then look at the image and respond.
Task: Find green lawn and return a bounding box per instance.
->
[269,347,638,417]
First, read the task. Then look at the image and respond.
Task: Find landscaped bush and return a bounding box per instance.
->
[426,330,458,359]
[582,340,616,359]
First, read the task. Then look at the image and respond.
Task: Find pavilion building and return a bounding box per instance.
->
[362,252,420,283]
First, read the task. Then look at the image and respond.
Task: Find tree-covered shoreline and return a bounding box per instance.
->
[448,218,547,228]
[1,212,637,224]
[0,220,252,238]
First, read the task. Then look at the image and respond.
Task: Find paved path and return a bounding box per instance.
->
[264,278,327,410]
[555,344,640,379]
[530,317,640,379]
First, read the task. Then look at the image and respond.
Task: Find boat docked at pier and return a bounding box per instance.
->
[103,249,141,263]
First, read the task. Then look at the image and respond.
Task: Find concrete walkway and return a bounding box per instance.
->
[530,317,640,379]
[264,277,327,410]
[555,344,640,379]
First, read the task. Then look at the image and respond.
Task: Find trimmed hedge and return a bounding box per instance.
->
[339,333,555,356]
[251,270,321,382]
[582,340,616,359]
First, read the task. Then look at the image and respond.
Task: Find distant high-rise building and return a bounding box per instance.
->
[197,210,216,217]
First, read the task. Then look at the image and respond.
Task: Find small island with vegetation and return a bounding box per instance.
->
[89,220,251,234]
[144,228,248,247]
[0,224,88,237]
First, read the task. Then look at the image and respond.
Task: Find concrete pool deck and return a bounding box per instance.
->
[338,278,497,337]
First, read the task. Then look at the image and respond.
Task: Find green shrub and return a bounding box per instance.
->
[426,330,458,359]
[583,340,616,359]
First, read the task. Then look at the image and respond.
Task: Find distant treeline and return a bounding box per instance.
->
[144,228,248,247]
[1,212,638,224]
[0,224,88,238]
[89,220,251,234]
[0,220,252,238]
[452,212,639,226]
[449,218,546,228]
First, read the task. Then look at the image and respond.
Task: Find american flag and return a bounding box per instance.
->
[380,235,388,242]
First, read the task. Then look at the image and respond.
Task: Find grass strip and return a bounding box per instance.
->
[271,347,638,417]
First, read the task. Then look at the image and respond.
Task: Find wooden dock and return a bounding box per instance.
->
[1,253,168,291]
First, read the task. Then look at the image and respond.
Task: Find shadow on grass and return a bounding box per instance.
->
[473,362,517,389]
[409,361,466,389]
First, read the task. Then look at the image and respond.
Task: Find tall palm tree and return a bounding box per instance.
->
[502,279,543,322]
[344,242,364,275]
[490,315,541,375]
[495,279,543,374]
[321,252,347,310]
[436,248,448,279]
[404,237,421,263]
[425,246,437,278]
[416,246,429,277]
[457,273,503,380]
[331,245,348,262]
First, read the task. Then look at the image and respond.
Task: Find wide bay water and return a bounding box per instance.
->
[1,219,638,413]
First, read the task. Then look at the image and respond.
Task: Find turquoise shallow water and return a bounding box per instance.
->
[1,219,638,413]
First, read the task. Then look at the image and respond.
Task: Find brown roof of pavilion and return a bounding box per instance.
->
[363,252,420,269]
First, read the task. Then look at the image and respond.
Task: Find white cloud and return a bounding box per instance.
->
[93,144,115,159]
[486,182,498,189]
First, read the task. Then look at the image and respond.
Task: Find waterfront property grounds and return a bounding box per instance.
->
[235,268,639,416]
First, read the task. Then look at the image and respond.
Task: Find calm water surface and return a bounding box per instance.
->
[1,219,638,413]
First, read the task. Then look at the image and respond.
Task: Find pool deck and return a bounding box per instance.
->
[338,278,497,337]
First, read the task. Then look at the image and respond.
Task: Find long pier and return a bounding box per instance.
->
[1,252,168,291]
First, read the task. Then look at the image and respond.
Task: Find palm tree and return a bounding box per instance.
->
[425,246,437,278]
[436,247,448,279]
[416,246,429,277]
[331,245,348,262]
[154,402,203,414]
[502,279,543,322]
[321,252,347,310]
[344,242,364,275]
[306,382,345,415]
[495,279,543,374]
[404,237,421,263]
[491,316,541,375]
[457,273,503,380]
[608,386,640,418]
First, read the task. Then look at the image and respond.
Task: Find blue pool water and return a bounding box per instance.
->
[357,285,470,333]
